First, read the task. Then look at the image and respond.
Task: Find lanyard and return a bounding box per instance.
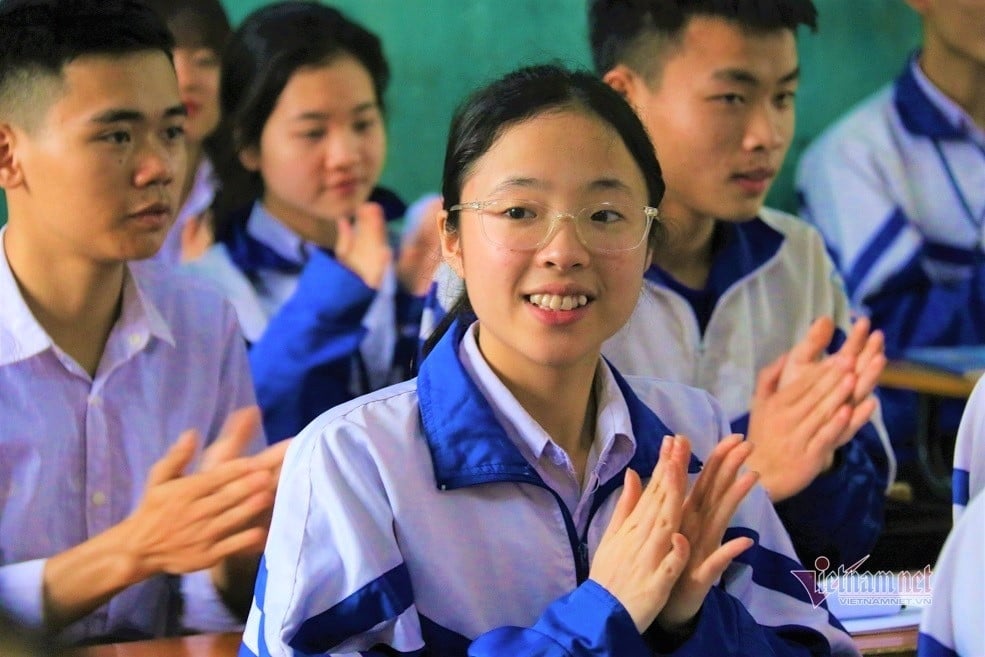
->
[932,140,985,230]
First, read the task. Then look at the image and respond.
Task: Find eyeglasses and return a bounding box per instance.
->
[448,197,659,253]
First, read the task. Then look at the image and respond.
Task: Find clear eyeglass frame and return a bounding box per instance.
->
[448,199,660,254]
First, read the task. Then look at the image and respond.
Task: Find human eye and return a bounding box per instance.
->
[587,204,628,225]
[714,93,745,106]
[194,51,220,68]
[99,130,132,145]
[488,199,539,221]
[296,127,326,141]
[775,90,796,109]
[353,117,379,133]
[164,124,186,142]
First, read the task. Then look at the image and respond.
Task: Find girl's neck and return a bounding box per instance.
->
[180,142,203,210]
[920,40,985,130]
[477,329,600,480]
[261,195,339,250]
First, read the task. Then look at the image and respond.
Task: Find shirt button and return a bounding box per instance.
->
[91,491,107,507]
[88,395,101,407]
[128,334,143,348]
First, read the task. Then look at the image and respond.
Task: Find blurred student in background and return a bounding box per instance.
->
[797,0,985,471]
[144,0,230,265]
[186,1,438,443]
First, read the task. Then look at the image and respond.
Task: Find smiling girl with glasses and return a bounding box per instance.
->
[240,64,856,657]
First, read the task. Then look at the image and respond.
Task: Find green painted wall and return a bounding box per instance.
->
[0,1,921,226]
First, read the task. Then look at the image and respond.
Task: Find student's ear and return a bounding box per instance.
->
[437,209,465,278]
[238,145,261,172]
[0,124,25,190]
[903,0,929,14]
[602,64,646,108]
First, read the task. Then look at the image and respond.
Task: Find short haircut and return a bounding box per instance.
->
[588,0,818,80]
[0,0,174,129]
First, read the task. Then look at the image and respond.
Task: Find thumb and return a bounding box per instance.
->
[147,430,198,487]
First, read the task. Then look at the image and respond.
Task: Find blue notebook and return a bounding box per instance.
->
[903,345,985,379]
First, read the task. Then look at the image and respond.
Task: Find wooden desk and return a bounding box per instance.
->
[74,632,240,657]
[71,627,917,657]
[879,362,978,399]
[854,626,918,657]
[879,361,979,499]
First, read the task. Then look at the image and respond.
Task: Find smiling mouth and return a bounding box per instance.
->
[526,293,591,311]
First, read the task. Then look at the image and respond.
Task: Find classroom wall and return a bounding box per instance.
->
[0,1,921,226]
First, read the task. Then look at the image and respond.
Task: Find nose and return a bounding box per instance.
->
[536,213,590,270]
[325,128,361,170]
[133,135,179,189]
[742,101,788,152]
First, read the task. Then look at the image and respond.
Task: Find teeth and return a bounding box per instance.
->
[528,293,589,310]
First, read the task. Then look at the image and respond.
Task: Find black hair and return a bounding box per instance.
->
[0,0,174,123]
[422,63,665,357]
[211,1,390,241]
[142,0,231,55]
[588,0,818,78]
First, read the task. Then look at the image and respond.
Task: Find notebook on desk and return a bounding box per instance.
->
[903,345,985,380]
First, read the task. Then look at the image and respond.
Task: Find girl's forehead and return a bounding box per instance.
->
[463,111,646,197]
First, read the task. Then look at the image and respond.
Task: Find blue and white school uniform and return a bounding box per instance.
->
[184,192,422,443]
[422,208,894,569]
[796,55,985,457]
[952,376,985,521]
[917,491,985,657]
[241,319,857,657]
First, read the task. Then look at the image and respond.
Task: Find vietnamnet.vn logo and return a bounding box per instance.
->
[792,555,933,608]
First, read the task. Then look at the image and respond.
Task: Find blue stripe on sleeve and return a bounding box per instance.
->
[953,468,970,507]
[917,632,960,657]
[724,527,844,631]
[846,207,908,297]
[290,563,414,654]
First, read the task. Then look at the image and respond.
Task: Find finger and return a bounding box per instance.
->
[691,536,754,586]
[688,434,742,507]
[788,361,855,423]
[753,354,785,402]
[146,431,198,487]
[704,440,754,509]
[250,437,292,474]
[188,469,276,526]
[836,397,877,447]
[652,533,690,585]
[190,527,269,572]
[836,316,870,361]
[354,202,387,245]
[787,317,834,364]
[853,336,886,402]
[632,437,687,538]
[602,468,643,540]
[705,469,760,532]
[200,407,263,472]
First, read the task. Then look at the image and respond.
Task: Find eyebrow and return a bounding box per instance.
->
[711,66,800,86]
[89,104,187,124]
[292,101,379,122]
[488,177,636,196]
